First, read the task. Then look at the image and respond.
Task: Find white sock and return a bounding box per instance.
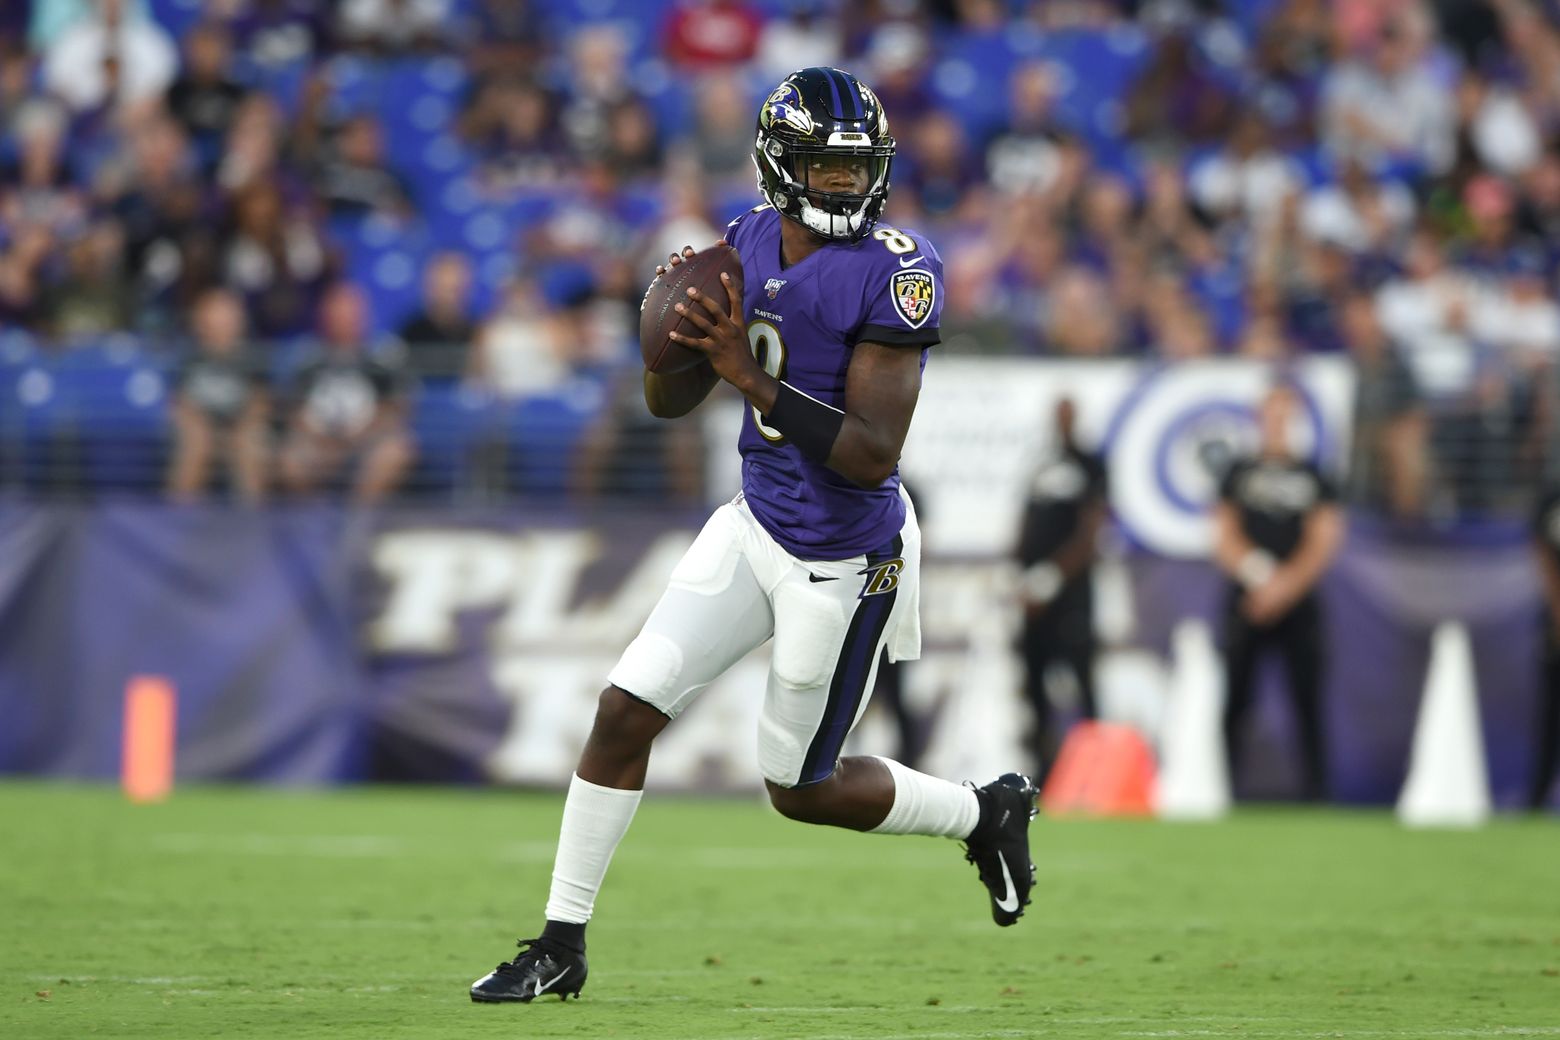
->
[543,773,644,924]
[868,756,982,839]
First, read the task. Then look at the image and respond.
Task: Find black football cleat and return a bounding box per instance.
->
[470,938,588,1003]
[962,772,1040,927]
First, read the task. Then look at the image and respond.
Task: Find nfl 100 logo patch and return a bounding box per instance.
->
[889,269,935,329]
[764,277,787,299]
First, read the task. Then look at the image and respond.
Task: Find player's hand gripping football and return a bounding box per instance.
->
[667,256,758,390]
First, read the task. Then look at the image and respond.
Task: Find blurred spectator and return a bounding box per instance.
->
[937,247,1018,354]
[1189,107,1303,233]
[2,100,85,238]
[464,77,568,191]
[1300,158,1416,254]
[166,287,269,503]
[109,115,212,329]
[1320,16,1454,176]
[560,24,633,158]
[221,180,332,338]
[469,0,545,72]
[1214,384,1344,802]
[1134,156,1215,276]
[1042,267,1123,357]
[471,277,570,398]
[1470,246,1560,371]
[216,92,294,195]
[1451,173,1532,275]
[314,114,412,219]
[674,72,754,189]
[41,220,132,339]
[662,0,764,71]
[1014,397,1107,774]
[755,0,840,80]
[899,109,984,224]
[1246,0,1331,145]
[0,225,56,330]
[1235,309,1294,361]
[279,282,414,503]
[218,0,331,76]
[1341,289,1427,518]
[0,42,34,134]
[42,0,178,115]
[984,61,1070,198]
[1125,25,1238,149]
[862,23,936,128]
[395,252,477,380]
[638,178,721,289]
[1376,228,1480,401]
[165,22,246,170]
[336,0,459,55]
[603,99,663,183]
[1516,144,1560,248]
[1070,175,1137,276]
[1456,68,1541,179]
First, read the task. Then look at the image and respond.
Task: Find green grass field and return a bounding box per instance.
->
[2,784,1556,1040]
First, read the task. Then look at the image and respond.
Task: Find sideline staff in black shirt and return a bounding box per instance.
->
[1016,398,1107,770]
[1212,385,1344,801]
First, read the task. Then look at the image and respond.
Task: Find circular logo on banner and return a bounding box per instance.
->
[1103,365,1326,558]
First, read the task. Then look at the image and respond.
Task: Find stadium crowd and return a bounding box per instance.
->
[1,0,1559,511]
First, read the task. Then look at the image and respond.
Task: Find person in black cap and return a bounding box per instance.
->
[1014,397,1108,770]
[1212,383,1344,801]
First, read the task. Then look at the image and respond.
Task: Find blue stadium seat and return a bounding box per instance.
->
[504,380,609,497]
[52,341,171,493]
[407,379,501,496]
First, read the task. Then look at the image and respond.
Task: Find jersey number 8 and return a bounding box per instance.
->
[748,319,786,442]
[873,227,915,255]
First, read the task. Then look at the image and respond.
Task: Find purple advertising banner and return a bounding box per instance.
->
[0,503,1548,806]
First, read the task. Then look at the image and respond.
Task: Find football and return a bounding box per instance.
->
[639,242,743,374]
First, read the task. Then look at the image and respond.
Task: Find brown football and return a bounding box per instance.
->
[639,242,743,374]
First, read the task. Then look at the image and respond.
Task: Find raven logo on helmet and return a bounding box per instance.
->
[761,83,815,136]
[753,67,896,243]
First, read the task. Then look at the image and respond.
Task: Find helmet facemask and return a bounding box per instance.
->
[756,135,893,240]
[753,69,895,243]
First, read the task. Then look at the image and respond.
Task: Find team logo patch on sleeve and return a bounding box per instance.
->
[889,268,936,329]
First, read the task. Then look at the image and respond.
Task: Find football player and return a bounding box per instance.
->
[471,67,1038,1004]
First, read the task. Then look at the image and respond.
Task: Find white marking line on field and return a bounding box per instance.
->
[733,1007,989,1015]
[697,1032,1038,1040]
[151,833,405,857]
[1121,1031,1560,1038]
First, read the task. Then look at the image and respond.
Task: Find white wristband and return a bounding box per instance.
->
[1023,562,1064,604]
[1237,550,1276,590]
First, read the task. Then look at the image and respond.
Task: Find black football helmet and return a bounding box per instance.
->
[754,67,895,242]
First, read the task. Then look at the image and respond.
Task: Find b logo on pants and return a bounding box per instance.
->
[859,558,904,597]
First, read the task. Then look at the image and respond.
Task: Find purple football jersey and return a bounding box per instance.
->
[723,206,943,561]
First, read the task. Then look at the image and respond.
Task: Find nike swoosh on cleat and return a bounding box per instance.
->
[898,255,923,267]
[807,573,839,582]
[533,968,568,998]
[994,851,1021,913]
